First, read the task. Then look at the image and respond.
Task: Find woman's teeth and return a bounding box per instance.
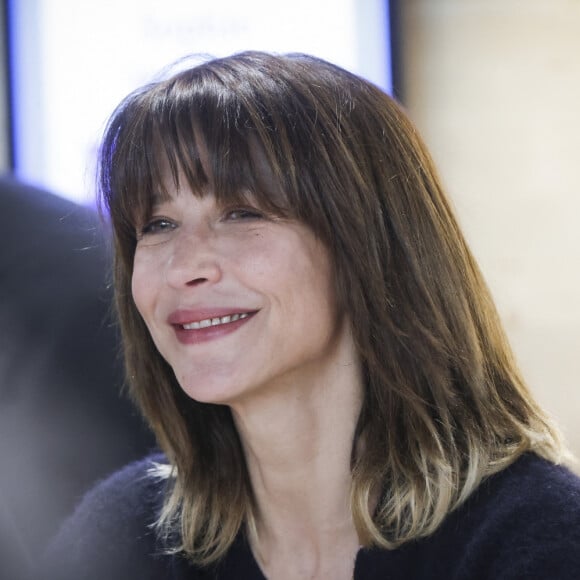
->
[182,313,250,330]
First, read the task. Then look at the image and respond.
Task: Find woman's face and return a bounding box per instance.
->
[131,176,356,406]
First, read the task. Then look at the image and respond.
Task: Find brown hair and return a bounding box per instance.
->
[98,51,564,564]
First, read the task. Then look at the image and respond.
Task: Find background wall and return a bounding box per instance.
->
[402,0,580,462]
[5,0,390,204]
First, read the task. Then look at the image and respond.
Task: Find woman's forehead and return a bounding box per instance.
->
[149,182,255,207]
[119,104,299,228]
[150,134,288,203]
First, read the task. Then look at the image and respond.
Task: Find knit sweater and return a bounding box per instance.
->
[43,453,580,579]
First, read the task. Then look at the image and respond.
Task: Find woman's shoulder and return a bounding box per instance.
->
[358,453,580,580]
[42,453,175,580]
[478,452,580,523]
[81,451,170,506]
[440,453,580,579]
[58,451,170,534]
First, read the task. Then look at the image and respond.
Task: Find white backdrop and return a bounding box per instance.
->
[10,0,391,204]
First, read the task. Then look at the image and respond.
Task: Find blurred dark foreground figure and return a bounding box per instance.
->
[0,176,154,579]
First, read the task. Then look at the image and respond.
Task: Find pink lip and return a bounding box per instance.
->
[168,308,258,345]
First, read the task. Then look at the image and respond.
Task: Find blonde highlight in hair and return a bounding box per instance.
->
[99,51,565,565]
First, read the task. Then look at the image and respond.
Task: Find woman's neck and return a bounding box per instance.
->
[229,332,363,579]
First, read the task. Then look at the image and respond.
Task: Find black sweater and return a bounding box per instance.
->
[44,453,580,579]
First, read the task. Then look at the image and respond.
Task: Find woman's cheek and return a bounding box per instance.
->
[131,248,163,314]
[223,229,276,278]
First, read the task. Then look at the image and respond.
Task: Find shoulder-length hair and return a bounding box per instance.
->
[98,51,564,565]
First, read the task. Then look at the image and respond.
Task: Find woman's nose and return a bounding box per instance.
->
[164,229,223,288]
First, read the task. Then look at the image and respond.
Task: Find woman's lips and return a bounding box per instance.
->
[168,309,258,345]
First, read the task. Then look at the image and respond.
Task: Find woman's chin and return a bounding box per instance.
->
[179,379,247,406]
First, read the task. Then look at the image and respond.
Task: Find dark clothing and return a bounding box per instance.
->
[45,452,580,579]
[0,177,155,578]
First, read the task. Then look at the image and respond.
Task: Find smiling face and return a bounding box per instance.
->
[131,175,356,407]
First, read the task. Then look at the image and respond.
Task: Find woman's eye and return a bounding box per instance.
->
[138,218,176,237]
[224,208,264,221]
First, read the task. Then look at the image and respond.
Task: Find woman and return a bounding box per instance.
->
[46,52,580,579]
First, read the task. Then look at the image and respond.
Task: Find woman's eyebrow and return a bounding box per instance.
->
[149,190,174,209]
